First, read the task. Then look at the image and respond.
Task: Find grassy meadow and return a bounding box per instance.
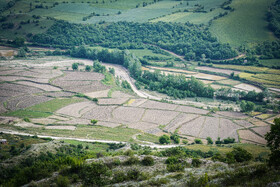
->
[209,0,276,47]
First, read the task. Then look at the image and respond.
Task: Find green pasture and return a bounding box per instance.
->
[6,98,83,118]
[151,8,227,24]
[129,49,171,59]
[260,59,280,67]
[209,0,276,47]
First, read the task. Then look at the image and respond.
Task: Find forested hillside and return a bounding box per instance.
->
[32,20,237,60]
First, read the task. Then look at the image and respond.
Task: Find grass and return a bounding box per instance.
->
[209,0,276,47]
[20,125,142,142]
[215,79,241,86]
[260,59,280,68]
[185,143,269,157]
[256,114,275,120]
[151,8,227,25]
[129,49,171,59]
[6,98,83,118]
[63,139,110,153]
[214,64,280,74]
[239,73,280,88]
[137,133,159,144]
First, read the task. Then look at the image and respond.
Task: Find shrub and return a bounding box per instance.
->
[90,119,98,125]
[124,156,139,166]
[131,143,141,150]
[167,163,185,172]
[206,137,213,145]
[72,63,78,70]
[194,139,203,144]
[127,168,140,180]
[124,149,134,156]
[192,158,202,167]
[113,171,127,183]
[23,117,30,122]
[165,157,179,165]
[159,135,170,144]
[170,133,180,144]
[81,162,111,186]
[56,175,70,187]
[85,65,91,72]
[183,140,188,144]
[142,156,154,166]
[231,147,252,162]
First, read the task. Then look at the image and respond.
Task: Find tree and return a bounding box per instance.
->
[194,139,202,144]
[240,100,255,112]
[17,47,26,57]
[206,137,213,145]
[231,147,252,162]
[12,37,25,47]
[265,118,280,168]
[72,63,78,71]
[85,65,91,72]
[159,135,170,144]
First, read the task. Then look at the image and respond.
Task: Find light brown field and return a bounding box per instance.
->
[56,101,96,118]
[217,111,248,119]
[127,121,159,131]
[234,83,262,93]
[82,105,117,121]
[199,117,220,140]
[45,125,76,130]
[164,113,198,133]
[234,120,254,128]
[16,81,61,92]
[96,121,120,128]
[56,118,90,125]
[186,73,226,81]
[179,116,205,137]
[142,109,179,125]
[251,126,271,137]
[147,66,196,74]
[248,118,269,126]
[175,105,208,114]
[239,129,266,144]
[196,66,241,75]
[139,100,178,110]
[98,98,129,105]
[84,89,110,98]
[219,118,242,141]
[125,99,147,107]
[112,107,145,123]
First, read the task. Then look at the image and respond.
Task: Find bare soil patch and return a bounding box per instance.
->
[234,83,262,93]
[186,73,226,81]
[56,118,90,125]
[14,122,42,128]
[112,107,145,123]
[164,113,199,133]
[179,116,205,137]
[16,81,61,92]
[234,120,254,128]
[98,98,129,105]
[111,91,133,98]
[31,118,57,125]
[251,126,271,137]
[125,99,147,107]
[139,100,178,111]
[175,105,208,114]
[248,118,268,126]
[199,117,220,140]
[59,71,104,81]
[96,121,120,128]
[219,118,242,141]
[82,105,117,121]
[196,66,241,75]
[216,111,247,119]
[84,89,110,98]
[239,129,266,144]
[42,92,75,98]
[127,121,158,131]
[45,125,76,130]
[56,101,96,118]
[142,109,179,125]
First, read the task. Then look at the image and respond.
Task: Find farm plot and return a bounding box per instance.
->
[142,109,179,125]
[0,69,24,75]
[234,120,254,128]
[251,126,271,137]
[147,66,196,74]
[186,73,226,81]
[239,129,266,144]
[84,89,110,98]
[16,81,61,92]
[164,113,199,133]
[6,95,53,111]
[56,81,110,93]
[42,92,75,98]
[56,118,90,125]
[199,117,220,140]
[14,122,42,128]
[139,100,178,110]
[45,126,76,131]
[179,116,205,137]
[145,127,162,135]
[219,118,242,141]
[82,105,117,121]
[59,71,105,81]
[233,83,262,93]
[95,121,121,128]
[125,99,147,107]
[215,79,241,86]
[112,107,145,123]
[175,105,208,115]
[1,83,43,95]
[216,111,247,119]
[127,121,159,131]
[0,76,49,83]
[31,118,57,125]
[0,104,7,114]
[111,91,133,98]
[52,80,92,88]
[266,114,280,124]
[56,101,96,118]
[196,66,241,75]
[210,84,231,90]
[98,98,129,105]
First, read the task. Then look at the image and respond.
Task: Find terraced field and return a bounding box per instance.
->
[0,56,271,144]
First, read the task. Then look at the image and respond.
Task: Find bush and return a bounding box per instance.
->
[85,65,91,71]
[231,147,252,162]
[159,135,170,144]
[90,119,98,125]
[72,63,78,70]
[23,117,30,122]
[183,140,188,144]
[170,133,180,144]
[142,156,154,166]
[192,158,202,167]
[165,157,179,165]
[113,171,127,183]
[206,137,213,145]
[127,168,140,180]
[167,163,185,172]
[124,156,139,166]
[56,175,70,187]
[194,139,203,144]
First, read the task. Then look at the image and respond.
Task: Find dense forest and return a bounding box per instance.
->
[32,20,237,60]
[267,0,280,38]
